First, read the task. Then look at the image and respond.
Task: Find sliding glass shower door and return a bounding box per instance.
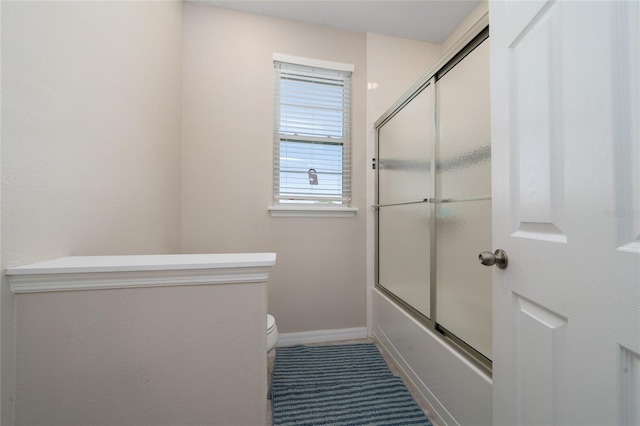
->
[435,39,492,360]
[377,84,433,317]
[376,33,491,364]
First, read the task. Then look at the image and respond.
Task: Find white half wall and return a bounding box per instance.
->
[8,254,273,426]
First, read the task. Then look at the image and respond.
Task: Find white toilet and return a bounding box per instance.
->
[267,314,279,352]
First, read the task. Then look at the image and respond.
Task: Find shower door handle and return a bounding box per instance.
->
[478,249,508,269]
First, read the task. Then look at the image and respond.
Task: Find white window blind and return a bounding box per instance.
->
[274,60,352,204]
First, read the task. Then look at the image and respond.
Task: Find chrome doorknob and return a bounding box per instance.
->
[478,249,508,269]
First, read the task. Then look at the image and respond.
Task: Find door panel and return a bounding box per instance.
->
[514,296,567,426]
[613,0,640,253]
[509,4,566,242]
[491,1,640,424]
[622,348,640,425]
[378,203,431,317]
[377,83,433,318]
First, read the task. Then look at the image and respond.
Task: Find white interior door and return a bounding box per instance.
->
[490,1,640,425]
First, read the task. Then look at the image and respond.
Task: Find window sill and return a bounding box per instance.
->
[268,205,358,218]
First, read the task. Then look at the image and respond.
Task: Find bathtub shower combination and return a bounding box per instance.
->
[373,22,493,426]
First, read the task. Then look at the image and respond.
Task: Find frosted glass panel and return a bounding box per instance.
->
[436,200,492,358]
[375,35,491,361]
[434,38,492,360]
[378,85,432,205]
[437,40,491,199]
[379,204,430,317]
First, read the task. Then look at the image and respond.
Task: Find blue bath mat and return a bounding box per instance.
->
[271,343,394,393]
[270,343,432,426]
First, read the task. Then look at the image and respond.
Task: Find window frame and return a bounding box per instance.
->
[270,54,357,217]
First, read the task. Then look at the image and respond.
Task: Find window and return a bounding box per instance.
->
[273,58,352,205]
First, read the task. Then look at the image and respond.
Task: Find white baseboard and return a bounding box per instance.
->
[277,327,369,346]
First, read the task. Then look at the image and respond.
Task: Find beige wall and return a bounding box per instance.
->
[1,1,183,423]
[181,3,368,333]
[2,1,183,263]
[366,33,442,121]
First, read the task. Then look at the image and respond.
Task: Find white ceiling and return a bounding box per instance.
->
[194,1,482,43]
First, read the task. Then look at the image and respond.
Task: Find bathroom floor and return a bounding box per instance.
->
[266,338,439,426]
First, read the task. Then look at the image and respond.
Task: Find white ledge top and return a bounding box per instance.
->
[7,253,277,276]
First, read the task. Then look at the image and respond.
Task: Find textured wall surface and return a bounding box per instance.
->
[1,2,183,423]
[15,283,266,425]
[181,3,368,334]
